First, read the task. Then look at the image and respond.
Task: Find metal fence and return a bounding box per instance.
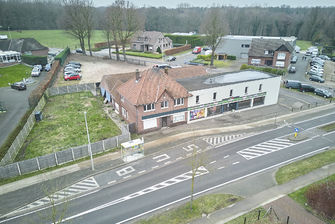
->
[0,125,130,179]
[47,83,96,97]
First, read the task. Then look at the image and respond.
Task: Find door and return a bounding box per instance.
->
[162,117,168,127]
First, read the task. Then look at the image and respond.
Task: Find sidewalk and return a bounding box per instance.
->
[191,163,335,224]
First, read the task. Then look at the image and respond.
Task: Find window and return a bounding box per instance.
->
[121,96,124,103]
[143,119,157,130]
[245,87,248,94]
[213,92,217,100]
[251,58,261,64]
[173,113,185,123]
[277,52,286,60]
[144,103,155,112]
[264,50,269,55]
[245,44,250,48]
[122,107,127,119]
[161,101,168,109]
[259,84,262,91]
[230,89,233,97]
[275,61,285,67]
[174,98,184,106]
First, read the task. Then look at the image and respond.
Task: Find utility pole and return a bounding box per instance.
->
[84,111,94,171]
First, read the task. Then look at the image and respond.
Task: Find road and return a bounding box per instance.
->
[2,110,334,224]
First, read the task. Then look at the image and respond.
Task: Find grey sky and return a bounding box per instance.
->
[93,0,335,8]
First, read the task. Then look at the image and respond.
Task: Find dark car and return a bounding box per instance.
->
[332,57,335,62]
[284,80,301,89]
[309,75,325,83]
[167,56,176,62]
[75,48,83,53]
[314,88,333,98]
[300,84,315,92]
[288,66,296,73]
[290,56,298,63]
[153,64,172,69]
[11,82,27,90]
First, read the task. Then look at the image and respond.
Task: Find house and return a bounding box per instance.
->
[130,31,172,53]
[0,38,48,56]
[215,35,296,59]
[248,38,294,69]
[0,50,21,63]
[176,70,281,122]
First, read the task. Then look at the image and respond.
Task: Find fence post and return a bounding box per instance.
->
[243,217,246,224]
[54,152,59,165]
[258,210,261,220]
[286,216,290,224]
[36,157,41,170]
[102,140,105,151]
[16,162,22,176]
[116,136,119,147]
[71,148,75,161]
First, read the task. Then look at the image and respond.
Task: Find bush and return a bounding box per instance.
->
[305,181,335,220]
[164,34,204,47]
[54,47,70,65]
[197,54,212,61]
[22,55,47,66]
[240,64,286,76]
[227,55,236,60]
[156,46,161,54]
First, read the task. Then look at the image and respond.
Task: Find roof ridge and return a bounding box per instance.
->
[135,69,150,106]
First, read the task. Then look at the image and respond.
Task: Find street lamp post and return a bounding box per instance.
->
[84,111,95,171]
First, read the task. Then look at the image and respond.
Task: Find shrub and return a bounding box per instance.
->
[164,34,204,47]
[240,64,286,76]
[305,181,335,220]
[54,47,70,65]
[22,55,47,66]
[156,46,161,54]
[227,55,236,60]
[197,54,212,61]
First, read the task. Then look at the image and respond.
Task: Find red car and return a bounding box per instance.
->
[64,73,81,81]
[192,46,202,54]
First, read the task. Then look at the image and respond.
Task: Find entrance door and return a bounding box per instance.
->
[162,117,168,127]
[229,102,237,111]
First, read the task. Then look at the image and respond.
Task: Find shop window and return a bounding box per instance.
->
[245,87,248,94]
[230,89,233,97]
[213,92,217,100]
[196,96,199,104]
[259,84,262,91]
[238,100,251,109]
[253,97,265,106]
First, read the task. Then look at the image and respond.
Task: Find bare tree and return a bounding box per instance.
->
[82,0,94,56]
[102,10,113,59]
[201,8,228,66]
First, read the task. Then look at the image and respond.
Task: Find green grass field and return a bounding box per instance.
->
[7,30,107,49]
[296,40,312,51]
[136,194,241,224]
[275,149,335,184]
[16,92,121,160]
[0,64,32,87]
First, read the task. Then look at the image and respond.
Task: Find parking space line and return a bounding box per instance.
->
[123,175,131,179]
[152,166,159,169]
[164,161,172,165]
[233,162,240,165]
[108,180,116,185]
[224,155,230,159]
[209,161,216,164]
[138,170,146,174]
[218,166,225,170]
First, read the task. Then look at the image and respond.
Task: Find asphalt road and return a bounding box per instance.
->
[2,110,334,224]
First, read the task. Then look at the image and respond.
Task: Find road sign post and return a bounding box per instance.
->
[294,128,299,138]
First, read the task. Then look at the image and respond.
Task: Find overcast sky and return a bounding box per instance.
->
[93,0,335,8]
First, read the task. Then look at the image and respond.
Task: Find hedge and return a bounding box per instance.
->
[165,34,204,47]
[240,64,286,76]
[22,55,47,66]
[113,51,162,59]
[54,47,70,65]
[227,55,236,60]
[197,54,212,61]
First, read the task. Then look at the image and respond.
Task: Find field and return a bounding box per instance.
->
[296,40,312,51]
[0,64,32,87]
[16,92,121,160]
[7,30,106,49]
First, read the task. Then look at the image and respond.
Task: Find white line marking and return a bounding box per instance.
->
[116,166,135,177]
[176,157,183,161]
[108,180,116,185]
[218,166,225,170]
[233,162,240,165]
[224,155,230,159]
[152,154,170,163]
[210,161,216,164]
[164,161,172,165]
[152,166,159,169]
[123,175,131,179]
[186,153,192,157]
[138,170,146,174]
[323,130,335,136]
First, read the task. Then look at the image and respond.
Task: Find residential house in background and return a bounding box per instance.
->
[130,31,173,53]
[0,38,48,56]
[248,38,294,69]
[215,35,296,60]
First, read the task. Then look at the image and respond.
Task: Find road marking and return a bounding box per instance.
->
[116,166,135,177]
[186,153,192,157]
[152,165,159,169]
[233,162,240,165]
[203,134,244,146]
[210,161,216,164]
[138,170,146,174]
[164,161,172,165]
[152,154,170,163]
[182,144,199,152]
[123,175,131,179]
[108,180,116,185]
[218,166,225,170]
[224,155,230,159]
[176,157,183,161]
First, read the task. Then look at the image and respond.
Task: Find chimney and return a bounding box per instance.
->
[164,67,168,75]
[135,69,140,82]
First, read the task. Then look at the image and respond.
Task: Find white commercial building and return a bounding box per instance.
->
[176,70,281,122]
[0,50,21,63]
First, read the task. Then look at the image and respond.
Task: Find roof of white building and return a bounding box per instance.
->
[223,35,297,42]
[176,70,276,91]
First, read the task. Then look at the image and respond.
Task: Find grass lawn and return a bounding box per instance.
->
[320,122,335,132]
[8,30,106,49]
[289,174,335,224]
[275,149,335,185]
[192,58,232,68]
[0,64,32,87]
[116,50,162,59]
[296,40,312,51]
[16,92,121,160]
[225,207,279,224]
[136,194,242,224]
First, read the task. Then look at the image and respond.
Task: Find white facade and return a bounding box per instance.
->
[183,71,281,122]
[0,51,21,63]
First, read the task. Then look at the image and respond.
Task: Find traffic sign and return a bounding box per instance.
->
[295,128,299,132]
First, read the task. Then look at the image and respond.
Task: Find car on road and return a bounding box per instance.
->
[45,63,52,72]
[284,80,301,89]
[290,56,298,63]
[153,64,172,69]
[64,73,81,81]
[0,103,6,113]
[202,46,211,51]
[31,67,41,77]
[309,75,325,83]
[167,56,176,62]
[288,66,296,73]
[11,82,27,90]
[314,88,332,98]
[299,84,315,92]
[76,48,83,53]
[192,46,201,54]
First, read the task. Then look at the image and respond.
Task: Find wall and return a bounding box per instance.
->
[164,44,191,56]
[216,38,252,58]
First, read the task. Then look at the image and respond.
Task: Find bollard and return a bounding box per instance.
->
[287,216,290,224]
[258,210,261,220]
[244,217,247,224]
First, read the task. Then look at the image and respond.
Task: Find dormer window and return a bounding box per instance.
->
[264,50,269,55]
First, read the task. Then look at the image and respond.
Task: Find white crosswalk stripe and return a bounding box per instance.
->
[203,134,244,146]
[7,177,99,216]
[237,138,295,160]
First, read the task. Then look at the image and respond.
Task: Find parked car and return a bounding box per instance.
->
[34,64,42,71]
[167,56,176,62]
[45,63,52,71]
[331,57,335,62]
[64,66,81,72]
[300,84,315,92]
[290,56,298,63]
[31,67,41,77]
[288,66,296,73]
[309,75,325,83]
[64,71,80,77]
[308,70,323,77]
[64,73,81,81]
[202,46,211,51]
[11,82,26,90]
[66,63,81,69]
[192,46,201,54]
[68,61,81,66]
[153,64,171,69]
[314,88,332,98]
[318,55,330,60]
[284,80,301,89]
[75,48,83,53]
[305,51,311,56]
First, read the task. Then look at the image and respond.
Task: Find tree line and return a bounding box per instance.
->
[0,0,334,45]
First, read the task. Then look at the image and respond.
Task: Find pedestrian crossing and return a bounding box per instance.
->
[203,134,244,146]
[237,138,295,160]
[8,177,99,215]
